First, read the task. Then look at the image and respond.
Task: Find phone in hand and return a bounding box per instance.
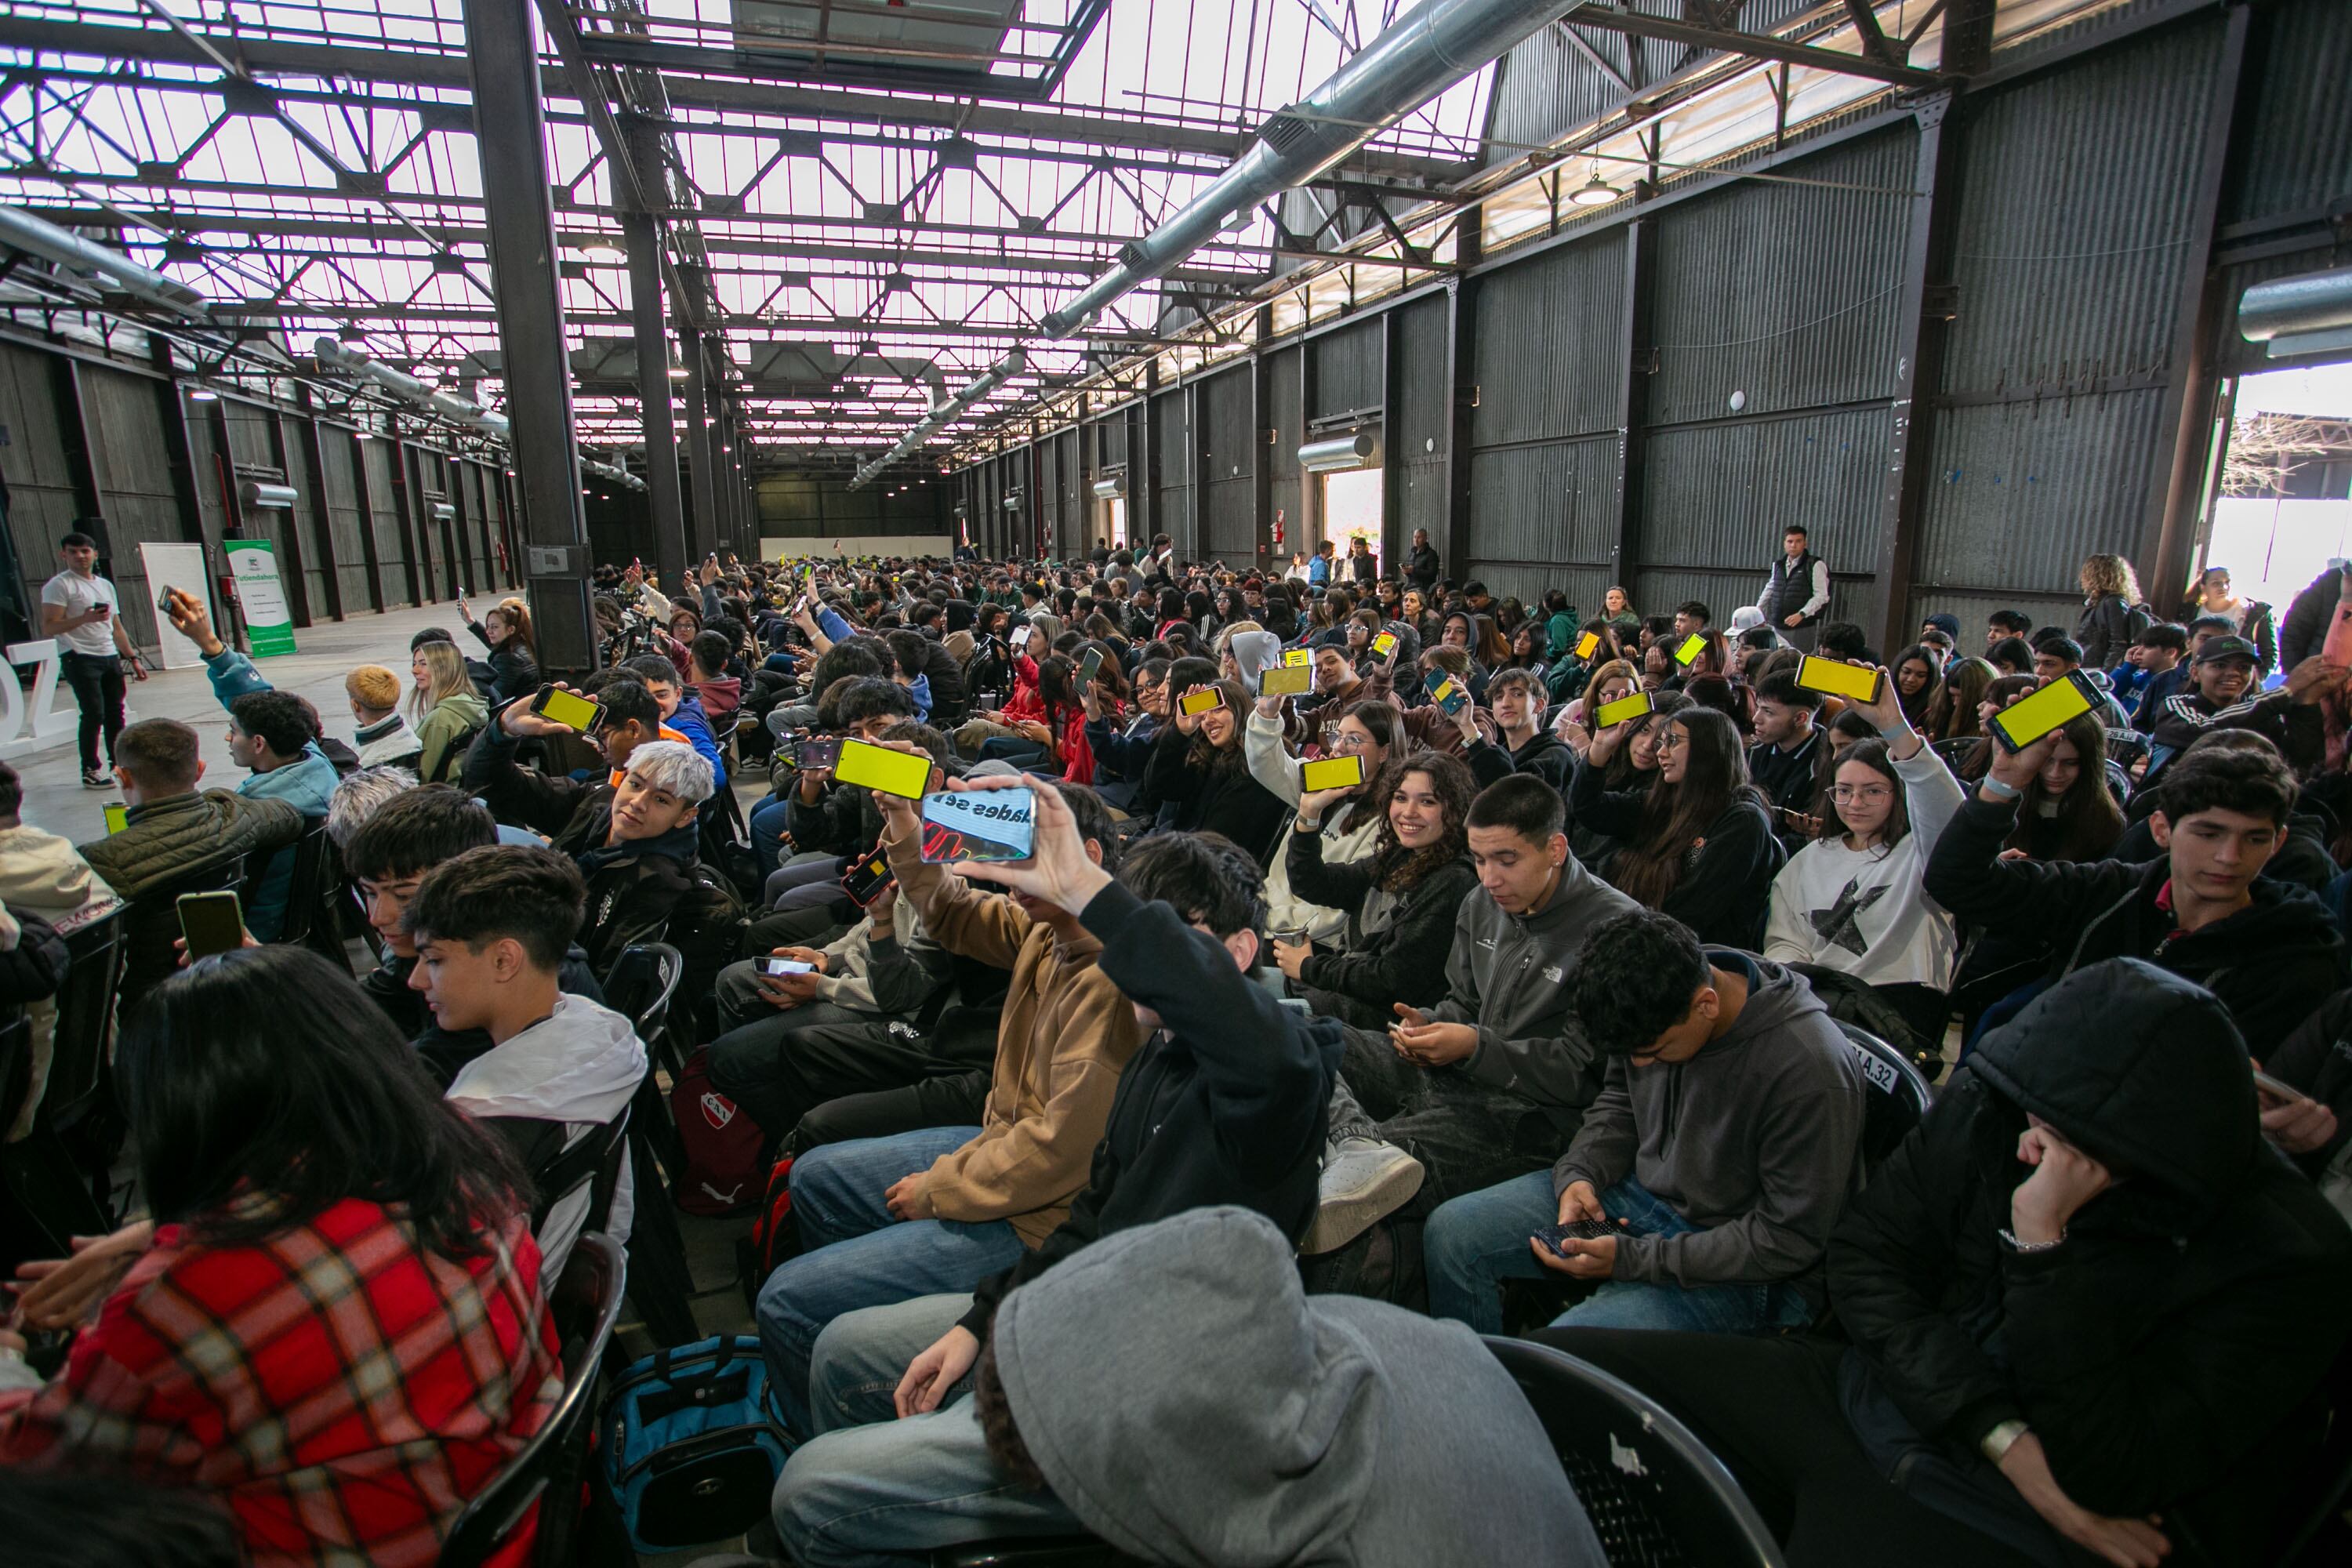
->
[836,737,931,799]
[761,956,815,978]
[2254,1068,2314,1105]
[1258,664,1312,698]
[157,583,180,616]
[1284,647,1312,666]
[530,684,605,733]
[1671,632,1706,666]
[840,844,895,906]
[1796,655,1885,706]
[918,785,1036,864]
[1076,646,1105,689]
[1371,632,1397,659]
[1575,631,1602,659]
[1989,671,2098,753]
[1533,1218,1621,1256]
[797,735,844,772]
[1178,688,1225,717]
[176,890,245,961]
[1430,677,1469,717]
[103,800,129,835]
[1594,691,1656,728]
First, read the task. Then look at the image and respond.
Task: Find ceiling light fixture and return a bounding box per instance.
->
[1567,163,1620,208]
[575,237,627,260]
[188,388,219,402]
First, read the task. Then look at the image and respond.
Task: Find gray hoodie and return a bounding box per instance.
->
[1432,855,1642,1131]
[992,1206,1604,1568]
[1553,953,1864,1301]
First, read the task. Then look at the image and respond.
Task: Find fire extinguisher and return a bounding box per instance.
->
[1272,509,1285,549]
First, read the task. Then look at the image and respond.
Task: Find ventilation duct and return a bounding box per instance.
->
[238,481,297,510]
[848,350,1027,488]
[2241,264,2352,359]
[1035,0,1572,339]
[0,205,209,316]
[312,336,648,491]
[430,501,458,521]
[1298,430,1380,473]
[1091,472,1126,499]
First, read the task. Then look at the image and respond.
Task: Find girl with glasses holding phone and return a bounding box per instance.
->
[1762,661,1968,1052]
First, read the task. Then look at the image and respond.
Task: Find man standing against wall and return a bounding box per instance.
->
[1406,527,1440,592]
[42,529,147,789]
[1756,524,1831,653]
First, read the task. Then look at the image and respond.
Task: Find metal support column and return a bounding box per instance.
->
[625,201,690,586]
[288,395,345,621]
[1610,217,1658,598]
[343,428,389,612]
[1379,308,1402,572]
[1871,95,1964,655]
[1440,209,1483,580]
[463,0,593,669]
[1250,310,1273,564]
[2140,2,2252,604]
[680,328,720,561]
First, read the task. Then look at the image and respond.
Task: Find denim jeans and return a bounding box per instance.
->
[764,851,848,913]
[750,793,794,878]
[755,1127,1025,1438]
[774,1293,1084,1567]
[1425,1172,1815,1335]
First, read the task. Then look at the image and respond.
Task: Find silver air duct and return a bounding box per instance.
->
[0,205,208,316]
[1298,430,1379,472]
[2241,264,2352,359]
[850,350,1026,489]
[1035,0,1570,339]
[313,336,648,491]
[239,481,298,510]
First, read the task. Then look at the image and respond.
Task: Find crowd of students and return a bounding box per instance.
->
[1,532,2349,1568]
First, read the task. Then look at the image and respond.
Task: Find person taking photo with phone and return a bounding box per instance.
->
[42,530,147,789]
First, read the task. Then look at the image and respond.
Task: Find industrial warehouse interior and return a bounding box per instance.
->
[0,2,2348,1566]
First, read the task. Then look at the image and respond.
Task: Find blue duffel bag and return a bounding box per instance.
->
[601,1335,789,1553]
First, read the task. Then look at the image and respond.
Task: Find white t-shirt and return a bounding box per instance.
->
[40,570,119,658]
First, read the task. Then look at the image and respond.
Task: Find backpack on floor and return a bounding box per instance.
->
[666,1048,764,1216]
[601,1336,789,1555]
[736,1152,800,1316]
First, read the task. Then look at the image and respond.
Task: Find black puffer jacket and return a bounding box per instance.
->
[1285,826,1476,1029]
[1829,960,2352,1565]
[2276,567,2340,671]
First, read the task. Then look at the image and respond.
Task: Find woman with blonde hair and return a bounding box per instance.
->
[2074,552,2144,670]
[408,637,488,784]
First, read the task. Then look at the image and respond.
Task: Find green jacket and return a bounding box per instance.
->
[77,788,303,903]
[414,691,489,784]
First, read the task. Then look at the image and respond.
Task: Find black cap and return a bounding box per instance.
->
[2193,634,2259,666]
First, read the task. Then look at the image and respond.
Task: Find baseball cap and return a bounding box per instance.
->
[2193,634,2259,666]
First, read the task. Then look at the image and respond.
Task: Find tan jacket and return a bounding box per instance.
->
[884,813,1142,1246]
[0,824,114,913]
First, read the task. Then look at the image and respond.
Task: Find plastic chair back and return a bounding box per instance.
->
[1483,1336,1785,1567]
[116,855,246,1020]
[270,824,331,948]
[602,942,684,1053]
[1837,1020,1936,1174]
[437,1232,627,1568]
[42,909,125,1128]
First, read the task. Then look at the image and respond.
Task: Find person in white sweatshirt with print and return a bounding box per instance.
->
[1764,661,1965,1051]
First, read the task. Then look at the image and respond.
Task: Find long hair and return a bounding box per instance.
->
[119,947,530,1261]
[488,597,536,654]
[1602,689,1692,790]
[408,639,473,724]
[1183,677,1250,772]
[1366,750,1475,895]
[1927,656,1994,741]
[2005,714,2124,862]
[2081,553,2142,603]
[1889,643,1943,727]
[1957,673,2047,782]
[1817,738,1910,854]
[1611,706,1756,909]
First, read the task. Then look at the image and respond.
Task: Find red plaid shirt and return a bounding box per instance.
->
[0,1196,563,1568]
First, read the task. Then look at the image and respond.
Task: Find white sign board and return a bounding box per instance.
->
[137,541,213,670]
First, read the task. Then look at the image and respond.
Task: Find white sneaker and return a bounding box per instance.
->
[1303,1135,1424,1255]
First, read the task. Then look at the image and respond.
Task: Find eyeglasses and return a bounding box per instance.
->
[1653,730,1687,750]
[1331,730,1371,751]
[1831,784,1894,803]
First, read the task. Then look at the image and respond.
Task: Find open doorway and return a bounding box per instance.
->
[1320,468,1383,573]
[2198,361,2352,616]
[1102,495,1127,550]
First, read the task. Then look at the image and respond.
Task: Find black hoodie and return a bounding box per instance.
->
[1925,793,2345,1057]
[1829,960,2352,1566]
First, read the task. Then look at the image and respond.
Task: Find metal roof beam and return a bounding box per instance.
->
[1558,3,1943,88]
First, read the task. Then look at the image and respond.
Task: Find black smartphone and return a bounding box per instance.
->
[797,735,844,772]
[1076,646,1105,688]
[1533,1219,1622,1257]
[840,844,895,906]
[177,890,245,961]
[530,684,605,733]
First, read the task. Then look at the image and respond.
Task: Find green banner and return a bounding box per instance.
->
[223,538,297,657]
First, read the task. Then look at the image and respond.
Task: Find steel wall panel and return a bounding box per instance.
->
[1940,20,2226,398]
[1467,436,1621,568]
[274,412,333,621]
[316,430,376,611]
[1646,128,1914,426]
[1152,390,1191,552]
[1467,561,1611,617]
[0,343,84,601]
[220,401,300,610]
[1056,428,1083,559]
[1911,391,2170,597]
[1266,347,1303,547]
[1641,408,1888,583]
[1201,368,1256,561]
[2222,0,2352,227]
[1630,567,1770,629]
[1392,298,1449,550]
[1310,320,1381,419]
[1490,2,1813,153]
[81,366,187,650]
[361,438,416,604]
[1472,234,1624,448]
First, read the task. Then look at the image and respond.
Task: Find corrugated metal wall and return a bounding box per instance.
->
[1909,13,2230,628]
[315,430,376,612]
[79,365,189,652]
[1388,297,1449,565]
[1152,389,1192,557]
[1462,234,1624,608]
[1055,428,1084,558]
[1265,346,1303,553]
[0,344,86,615]
[360,438,416,606]
[1310,319,1382,419]
[1200,365,1256,561]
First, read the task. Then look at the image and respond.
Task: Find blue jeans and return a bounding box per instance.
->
[750,793,794,878]
[774,1293,1084,1567]
[1425,1172,1815,1336]
[755,1128,1025,1438]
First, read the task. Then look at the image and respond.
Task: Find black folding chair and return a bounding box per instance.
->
[267,823,332,950]
[1485,1336,1786,1567]
[437,1232,628,1568]
[116,855,246,1023]
[1837,1021,1936,1178]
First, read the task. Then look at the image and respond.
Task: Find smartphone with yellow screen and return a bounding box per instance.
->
[1179,688,1225,717]
[835,738,933,799]
[1301,754,1364,792]
[1372,632,1398,658]
[1431,677,1469,717]
[531,684,604,733]
[1673,633,1707,666]
[1259,665,1312,698]
[1575,631,1602,659]
[1595,691,1656,728]
[1283,648,1311,666]
[103,800,129,835]
[1989,672,2098,753]
[1795,655,1885,706]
